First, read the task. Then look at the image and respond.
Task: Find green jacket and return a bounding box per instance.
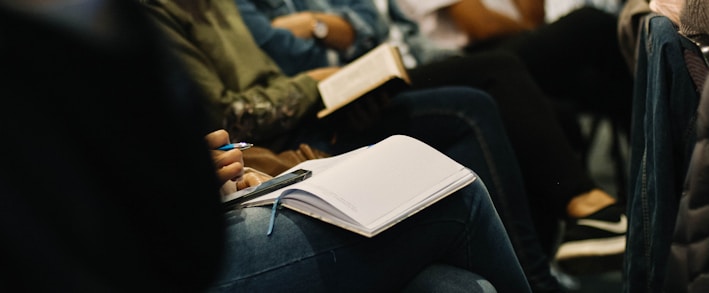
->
[141,0,321,142]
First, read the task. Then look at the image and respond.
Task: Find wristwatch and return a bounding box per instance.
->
[312,18,329,40]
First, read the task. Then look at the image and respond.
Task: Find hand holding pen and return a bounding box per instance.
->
[216,142,253,151]
[205,130,251,184]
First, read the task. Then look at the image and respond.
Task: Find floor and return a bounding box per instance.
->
[558,117,625,292]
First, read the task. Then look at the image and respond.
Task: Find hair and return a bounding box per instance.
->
[680,0,709,37]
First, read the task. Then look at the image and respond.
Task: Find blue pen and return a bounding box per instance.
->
[217,142,253,151]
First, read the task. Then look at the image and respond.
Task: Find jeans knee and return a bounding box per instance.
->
[435,86,499,112]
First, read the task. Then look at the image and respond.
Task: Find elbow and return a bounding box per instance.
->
[466,26,506,42]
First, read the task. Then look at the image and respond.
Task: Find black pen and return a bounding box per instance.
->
[217,142,253,151]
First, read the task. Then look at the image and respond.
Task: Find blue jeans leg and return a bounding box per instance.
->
[210,179,529,293]
[281,87,547,291]
[388,87,557,291]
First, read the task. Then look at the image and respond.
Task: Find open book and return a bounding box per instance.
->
[317,43,411,118]
[224,135,476,237]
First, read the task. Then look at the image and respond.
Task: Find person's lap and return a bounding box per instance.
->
[210,179,526,292]
[208,86,536,291]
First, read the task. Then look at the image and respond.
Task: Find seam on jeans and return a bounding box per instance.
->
[640,147,652,292]
[408,108,524,270]
[467,115,531,261]
[213,239,363,289]
[408,108,507,204]
[216,219,469,290]
[465,114,534,265]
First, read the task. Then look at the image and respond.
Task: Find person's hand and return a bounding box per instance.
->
[305,66,340,81]
[272,12,317,39]
[236,168,273,190]
[205,129,244,184]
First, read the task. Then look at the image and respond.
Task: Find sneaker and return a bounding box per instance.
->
[555,204,626,275]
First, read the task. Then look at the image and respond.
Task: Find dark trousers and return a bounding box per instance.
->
[468,6,634,131]
[407,51,591,293]
[281,86,557,292]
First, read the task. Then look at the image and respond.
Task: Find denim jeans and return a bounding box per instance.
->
[401,264,497,293]
[251,87,537,291]
[210,179,528,293]
[381,87,558,292]
[625,15,702,293]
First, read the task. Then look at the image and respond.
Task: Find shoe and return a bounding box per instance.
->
[555,204,626,275]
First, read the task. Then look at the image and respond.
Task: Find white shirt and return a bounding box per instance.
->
[394,0,520,50]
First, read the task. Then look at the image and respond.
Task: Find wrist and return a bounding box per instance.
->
[311,13,329,40]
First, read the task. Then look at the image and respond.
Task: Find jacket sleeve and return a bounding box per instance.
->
[143,1,321,143]
[236,0,330,76]
[327,0,389,61]
[236,0,388,73]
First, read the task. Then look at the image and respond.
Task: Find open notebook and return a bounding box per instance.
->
[224,135,476,237]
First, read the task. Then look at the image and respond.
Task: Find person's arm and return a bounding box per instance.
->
[142,0,322,143]
[237,0,388,72]
[205,129,274,193]
[271,11,356,51]
[329,0,391,59]
[511,0,545,27]
[236,0,331,75]
[445,0,535,41]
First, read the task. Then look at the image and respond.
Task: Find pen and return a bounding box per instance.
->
[217,142,253,151]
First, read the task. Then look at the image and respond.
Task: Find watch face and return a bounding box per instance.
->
[313,20,328,39]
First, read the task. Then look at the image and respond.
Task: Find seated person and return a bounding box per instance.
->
[209,130,528,292]
[394,0,633,113]
[399,0,545,47]
[232,0,627,286]
[0,1,530,292]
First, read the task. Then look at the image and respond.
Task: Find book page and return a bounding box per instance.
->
[239,135,476,237]
[290,136,471,228]
[280,168,474,237]
[317,44,410,118]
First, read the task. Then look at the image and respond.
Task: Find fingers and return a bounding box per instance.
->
[204,129,230,149]
[305,66,340,81]
[205,129,245,184]
[236,172,271,190]
[216,159,244,183]
[213,149,244,183]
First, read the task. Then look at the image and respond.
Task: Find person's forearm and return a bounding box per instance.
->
[311,12,355,51]
[446,0,533,41]
[271,12,355,51]
[512,0,545,27]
